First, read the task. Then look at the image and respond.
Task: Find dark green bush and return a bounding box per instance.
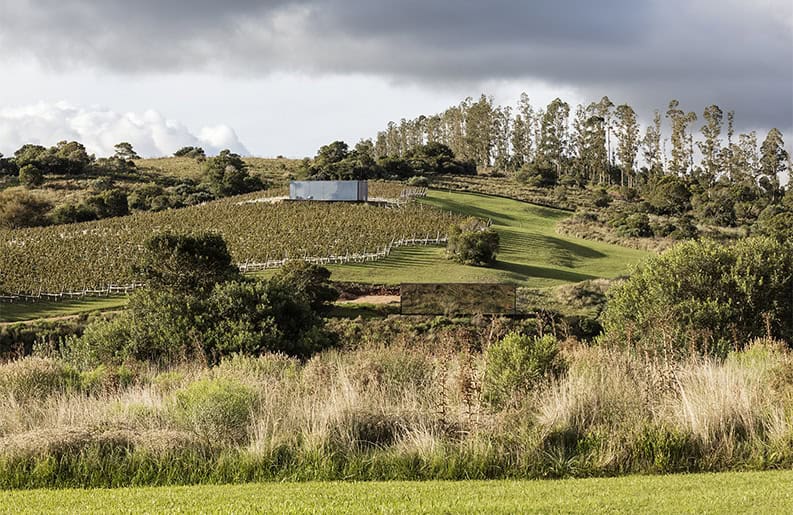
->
[592,189,612,208]
[615,213,653,238]
[447,218,500,266]
[602,237,793,355]
[18,164,44,188]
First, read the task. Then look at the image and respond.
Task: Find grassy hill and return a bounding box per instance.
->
[327,190,647,287]
[1,189,646,323]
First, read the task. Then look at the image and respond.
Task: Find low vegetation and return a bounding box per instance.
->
[0,335,791,488]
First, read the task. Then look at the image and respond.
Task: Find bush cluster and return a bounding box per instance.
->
[602,237,793,355]
[446,217,500,266]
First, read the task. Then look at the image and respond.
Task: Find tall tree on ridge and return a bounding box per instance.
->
[614,103,640,187]
[698,104,723,182]
[666,99,697,175]
[642,110,663,175]
[595,96,615,166]
[759,128,788,202]
[538,98,570,179]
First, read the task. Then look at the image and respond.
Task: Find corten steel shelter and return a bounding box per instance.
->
[289,180,368,202]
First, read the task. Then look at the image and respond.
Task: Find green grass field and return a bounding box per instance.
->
[328,190,647,286]
[2,471,790,514]
[0,297,127,324]
[1,190,647,323]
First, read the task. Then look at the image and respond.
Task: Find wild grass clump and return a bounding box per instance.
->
[174,378,257,446]
[0,333,791,488]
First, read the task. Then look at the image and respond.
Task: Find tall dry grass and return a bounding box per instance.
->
[0,338,791,487]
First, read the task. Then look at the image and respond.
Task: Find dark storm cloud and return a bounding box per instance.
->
[1,0,790,130]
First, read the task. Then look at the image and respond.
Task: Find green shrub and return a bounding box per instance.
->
[602,237,793,355]
[18,164,44,188]
[483,332,566,407]
[78,365,136,394]
[592,189,612,208]
[407,176,429,187]
[174,378,257,446]
[446,218,500,266]
[615,213,653,238]
[669,216,699,240]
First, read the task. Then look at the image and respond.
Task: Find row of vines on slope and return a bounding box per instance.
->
[1,191,462,293]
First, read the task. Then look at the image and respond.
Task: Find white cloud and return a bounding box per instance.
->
[0,102,249,158]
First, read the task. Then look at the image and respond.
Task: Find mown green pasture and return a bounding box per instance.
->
[2,471,790,514]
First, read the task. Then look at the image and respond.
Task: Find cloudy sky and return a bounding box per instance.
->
[0,0,791,158]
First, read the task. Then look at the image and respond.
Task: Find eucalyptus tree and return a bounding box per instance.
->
[666,100,697,175]
[614,103,640,187]
[465,94,495,168]
[425,115,442,144]
[759,128,788,202]
[642,110,663,175]
[732,132,760,185]
[538,98,570,179]
[697,105,723,182]
[722,110,737,178]
[585,111,608,185]
[595,96,615,165]
[511,93,534,165]
[570,103,607,184]
[385,121,400,157]
[492,105,512,171]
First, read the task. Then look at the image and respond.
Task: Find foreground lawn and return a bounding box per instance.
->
[3,471,791,514]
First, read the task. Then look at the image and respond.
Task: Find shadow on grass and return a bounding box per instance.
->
[424,191,569,224]
[0,297,127,324]
[492,260,598,283]
[500,230,607,267]
[421,196,520,225]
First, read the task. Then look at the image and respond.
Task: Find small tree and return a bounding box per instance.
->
[447,217,500,266]
[202,149,262,196]
[134,232,240,294]
[270,260,339,311]
[113,142,140,160]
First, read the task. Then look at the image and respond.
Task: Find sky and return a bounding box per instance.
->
[0,0,791,160]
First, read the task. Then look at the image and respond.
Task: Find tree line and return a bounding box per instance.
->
[373,94,789,193]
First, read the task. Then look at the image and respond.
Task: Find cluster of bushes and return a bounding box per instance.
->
[605,205,699,240]
[302,141,475,181]
[0,144,265,229]
[62,233,338,368]
[446,217,500,266]
[602,236,793,355]
[507,167,787,244]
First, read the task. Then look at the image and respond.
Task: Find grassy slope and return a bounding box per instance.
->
[1,190,647,322]
[327,190,647,287]
[2,471,791,514]
[0,297,127,324]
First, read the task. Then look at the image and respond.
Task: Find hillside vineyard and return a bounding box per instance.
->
[0,192,461,293]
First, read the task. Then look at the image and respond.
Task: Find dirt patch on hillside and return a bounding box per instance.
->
[339,295,400,305]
